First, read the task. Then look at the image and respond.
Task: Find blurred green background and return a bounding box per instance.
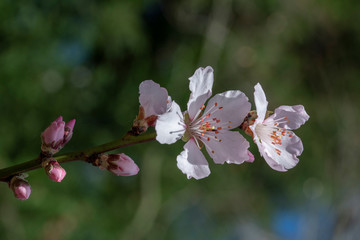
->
[1,0,359,239]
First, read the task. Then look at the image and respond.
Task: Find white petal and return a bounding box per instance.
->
[255,131,303,171]
[204,90,251,130]
[155,101,185,144]
[254,83,268,122]
[187,66,214,120]
[139,80,169,118]
[203,131,251,165]
[265,105,310,130]
[176,139,210,180]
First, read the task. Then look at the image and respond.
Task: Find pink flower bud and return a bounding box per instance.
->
[106,154,139,176]
[41,116,65,149]
[44,160,67,182]
[41,116,76,155]
[9,176,31,201]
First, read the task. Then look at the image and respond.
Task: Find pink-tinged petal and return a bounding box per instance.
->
[176,139,210,179]
[204,90,251,130]
[54,116,63,123]
[108,153,139,176]
[254,83,268,122]
[265,105,310,130]
[246,151,255,163]
[41,117,65,146]
[155,101,185,144]
[255,131,303,171]
[63,119,76,146]
[203,131,251,165]
[14,183,31,200]
[187,66,214,120]
[139,80,169,118]
[65,119,76,132]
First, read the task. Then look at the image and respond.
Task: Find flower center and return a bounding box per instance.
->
[181,102,233,152]
[255,116,293,156]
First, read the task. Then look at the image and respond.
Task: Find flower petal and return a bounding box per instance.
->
[246,151,255,163]
[187,66,214,120]
[256,131,303,171]
[203,131,251,165]
[265,105,310,130]
[139,80,169,118]
[204,90,251,130]
[41,117,65,145]
[155,101,185,144]
[254,83,268,122]
[176,139,210,179]
[166,96,172,111]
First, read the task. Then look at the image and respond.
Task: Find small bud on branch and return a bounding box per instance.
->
[9,174,31,201]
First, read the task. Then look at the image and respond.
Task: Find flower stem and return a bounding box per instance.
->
[0,131,156,182]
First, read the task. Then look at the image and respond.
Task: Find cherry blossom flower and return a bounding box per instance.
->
[132,80,171,135]
[155,66,253,179]
[249,83,310,171]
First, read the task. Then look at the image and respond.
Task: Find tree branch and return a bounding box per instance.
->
[0,131,156,182]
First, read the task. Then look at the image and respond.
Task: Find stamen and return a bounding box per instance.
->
[169,129,184,134]
[275,148,281,155]
[192,103,220,126]
[194,137,201,149]
[274,116,290,125]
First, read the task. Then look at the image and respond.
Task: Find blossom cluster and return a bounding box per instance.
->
[7,65,309,201]
[135,66,309,179]
[9,116,76,200]
[9,116,139,201]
